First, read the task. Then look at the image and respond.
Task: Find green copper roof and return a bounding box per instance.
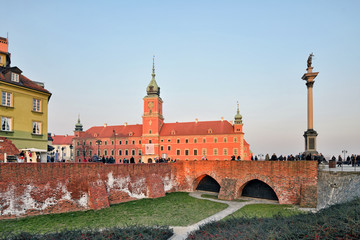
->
[75,115,83,132]
[234,102,242,124]
[146,56,160,96]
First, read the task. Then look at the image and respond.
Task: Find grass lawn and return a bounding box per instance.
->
[0,192,227,234]
[201,194,247,202]
[224,203,302,220]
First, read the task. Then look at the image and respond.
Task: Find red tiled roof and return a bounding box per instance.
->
[52,135,74,145]
[0,137,19,161]
[0,71,51,95]
[160,120,235,136]
[85,124,143,138]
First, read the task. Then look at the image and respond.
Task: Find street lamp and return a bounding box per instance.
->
[96,140,102,160]
[342,150,347,162]
[113,129,117,163]
[69,144,73,162]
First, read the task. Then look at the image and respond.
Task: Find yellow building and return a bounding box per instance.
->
[0,37,51,162]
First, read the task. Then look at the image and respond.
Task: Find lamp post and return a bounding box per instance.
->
[113,130,117,163]
[342,150,347,162]
[96,140,102,161]
[69,144,73,162]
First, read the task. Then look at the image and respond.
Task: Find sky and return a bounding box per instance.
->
[2,0,359,158]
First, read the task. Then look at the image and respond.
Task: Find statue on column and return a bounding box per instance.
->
[307,53,314,68]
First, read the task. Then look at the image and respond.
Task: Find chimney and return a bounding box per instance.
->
[124,122,127,126]
[221,117,224,122]
[104,123,107,127]
[195,118,198,123]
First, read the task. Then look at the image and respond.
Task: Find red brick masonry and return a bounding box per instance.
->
[0,161,317,219]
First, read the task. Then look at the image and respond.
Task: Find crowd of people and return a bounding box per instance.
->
[334,154,360,167]
[250,153,327,164]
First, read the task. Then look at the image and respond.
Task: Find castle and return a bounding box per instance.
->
[73,58,251,163]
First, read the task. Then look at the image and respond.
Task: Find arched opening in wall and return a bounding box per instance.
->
[241,179,278,201]
[148,158,153,163]
[195,175,220,193]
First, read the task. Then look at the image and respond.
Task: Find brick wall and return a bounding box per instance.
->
[0,161,317,219]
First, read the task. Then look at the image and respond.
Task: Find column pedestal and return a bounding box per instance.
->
[304,129,318,155]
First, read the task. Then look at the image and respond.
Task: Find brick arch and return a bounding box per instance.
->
[236,176,280,201]
[192,174,221,192]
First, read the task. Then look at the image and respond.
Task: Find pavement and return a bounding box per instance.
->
[168,191,278,240]
[319,163,360,172]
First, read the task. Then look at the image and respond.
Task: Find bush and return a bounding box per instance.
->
[0,226,173,240]
[187,198,360,239]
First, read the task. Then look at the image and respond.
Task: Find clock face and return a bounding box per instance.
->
[148,101,154,109]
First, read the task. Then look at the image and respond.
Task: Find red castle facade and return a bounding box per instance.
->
[74,59,251,163]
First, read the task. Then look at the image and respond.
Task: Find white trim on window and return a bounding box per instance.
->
[1,91,11,107]
[33,98,41,112]
[32,121,41,134]
[11,73,19,82]
[1,116,12,131]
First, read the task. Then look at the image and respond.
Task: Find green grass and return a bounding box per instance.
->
[201,194,248,202]
[0,192,227,234]
[224,203,302,220]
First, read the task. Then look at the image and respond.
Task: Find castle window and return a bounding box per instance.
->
[125,140,128,145]
[119,140,122,145]
[194,138,197,143]
[76,150,80,156]
[125,149,129,155]
[224,137,227,143]
[149,140,152,144]
[171,130,176,135]
[202,138,206,143]
[132,140,135,145]
[234,137,237,143]
[111,149,114,155]
[193,149,198,156]
[213,148,218,155]
[111,140,114,145]
[119,150,122,155]
[185,139,189,143]
[168,139,171,142]
[139,140,141,144]
[11,73,19,82]
[160,146,164,151]
[98,150,101,156]
[149,130,152,134]
[89,150,93,156]
[223,148,228,155]
[32,98,41,112]
[32,121,41,135]
[89,141,92,146]
[138,149,142,155]
[132,149,135,155]
[1,91,12,107]
[185,149,189,156]
[167,146,171,151]
[233,148,238,155]
[176,149,181,155]
[208,129,213,134]
[202,148,207,155]
[104,141,107,145]
[161,139,164,142]
[177,139,180,143]
[129,132,133,136]
[214,138,218,143]
[1,116,12,131]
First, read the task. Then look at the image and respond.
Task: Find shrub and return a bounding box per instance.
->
[187,198,360,239]
[0,226,173,240]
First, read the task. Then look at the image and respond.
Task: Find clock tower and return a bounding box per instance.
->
[142,57,164,162]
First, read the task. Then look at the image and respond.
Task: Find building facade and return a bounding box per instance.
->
[0,37,51,162]
[74,59,251,163]
[49,134,74,162]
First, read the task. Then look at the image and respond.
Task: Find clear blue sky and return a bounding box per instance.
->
[2,0,360,158]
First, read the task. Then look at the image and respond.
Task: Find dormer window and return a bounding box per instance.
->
[11,73,19,82]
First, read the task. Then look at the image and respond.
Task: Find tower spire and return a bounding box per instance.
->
[234,101,242,124]
[146,56,160,96]
[152,55,155,80]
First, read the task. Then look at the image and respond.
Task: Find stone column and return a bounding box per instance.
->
[302,66,319,154]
